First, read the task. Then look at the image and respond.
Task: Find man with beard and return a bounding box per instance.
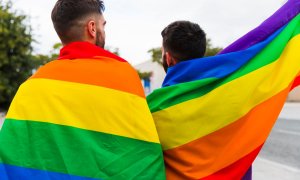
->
[0,0,165,179]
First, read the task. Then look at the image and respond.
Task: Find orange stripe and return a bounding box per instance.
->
[31,58,145,98]
[163,86,290,180]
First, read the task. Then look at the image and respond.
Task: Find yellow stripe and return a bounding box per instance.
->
[7,79,160,143]
[154,35,300,150]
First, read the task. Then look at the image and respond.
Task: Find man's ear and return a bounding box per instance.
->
[87,20,97,39]
[166,52,177,67]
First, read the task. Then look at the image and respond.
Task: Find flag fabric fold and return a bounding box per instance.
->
[147,0,300,179]
[0,42,166,180]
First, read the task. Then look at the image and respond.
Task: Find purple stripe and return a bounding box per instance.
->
[220,0,300,54]
[242,166,252,180]
[220,1,300,179]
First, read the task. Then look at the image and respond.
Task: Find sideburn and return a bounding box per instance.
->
[95,31,105,48]
[162,54,169,73]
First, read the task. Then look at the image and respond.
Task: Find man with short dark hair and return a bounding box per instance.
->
[51,0,106,47]
[149,20,252,179]
[0,0,165,179]
[161,21,207,72]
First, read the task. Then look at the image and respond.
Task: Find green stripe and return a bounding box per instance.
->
[0,119,165,180]
[148,14,300,113]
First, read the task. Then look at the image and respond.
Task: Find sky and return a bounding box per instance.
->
[7,0,285,65]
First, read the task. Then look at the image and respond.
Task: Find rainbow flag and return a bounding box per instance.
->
[0,42,166,179]
[147,0,300,179]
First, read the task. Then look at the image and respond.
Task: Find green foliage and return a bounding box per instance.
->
[205,39,223,57]
[148,38,223,66]
[137,71,152,81]
[50,42,62,60]
[0,1,35,109]
[106,46,120,56]
[148,48,162,66]
[32,43,62,67]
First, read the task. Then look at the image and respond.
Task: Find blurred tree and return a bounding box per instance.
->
[205,39,223,57]
[32,42,62,67]
[137,71,152,81]
[148,48,162,66]
[0,1,35,109]
[106,46,120,56]
[148,38,223,66]
[50,42,62,60]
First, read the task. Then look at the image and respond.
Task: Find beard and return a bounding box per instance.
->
[96,31,105,48]
[162,53,169,73]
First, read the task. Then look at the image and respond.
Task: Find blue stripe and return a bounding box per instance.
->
[162,25,285,87]
[0,164,99,180]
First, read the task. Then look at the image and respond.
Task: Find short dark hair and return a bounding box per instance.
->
[161,21,206,62]
[51,0,105,44]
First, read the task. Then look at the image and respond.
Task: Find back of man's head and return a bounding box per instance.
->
[161,21,206,62]
[52,0,105,45]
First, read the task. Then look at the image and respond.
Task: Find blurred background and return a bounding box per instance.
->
[0,0,299,179]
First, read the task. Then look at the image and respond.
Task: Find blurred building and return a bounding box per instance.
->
[135,60,165,95]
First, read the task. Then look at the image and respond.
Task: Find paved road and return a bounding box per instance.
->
[260,118,300,169]
[254,103,300,180]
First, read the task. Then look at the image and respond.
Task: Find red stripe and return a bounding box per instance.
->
[58,42,126,62]
[291,75,300,90]
[201,145,263,180]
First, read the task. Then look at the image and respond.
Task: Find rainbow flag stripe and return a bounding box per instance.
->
[0,42,166,179]
[147,0,300,179]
